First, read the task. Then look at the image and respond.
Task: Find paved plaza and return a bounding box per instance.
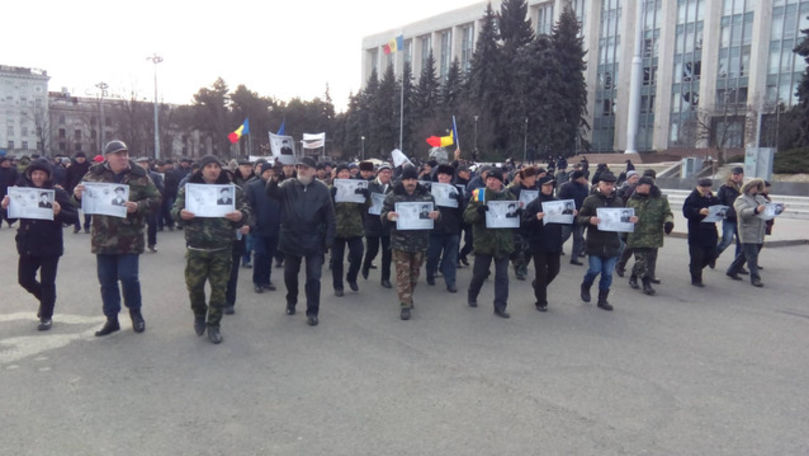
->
[1,226,808,455]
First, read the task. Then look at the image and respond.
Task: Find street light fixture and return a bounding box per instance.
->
[523,117,528,163]
[473,115,479,155]
[147,53,163,159]
[361,135,366,160]
[95,81,108,152]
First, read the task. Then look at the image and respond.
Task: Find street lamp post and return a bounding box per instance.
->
[147,53,163,159]
[95,81,108,152]
[523,117,528,163]
[361,136,366,160]
[473,115,479,155]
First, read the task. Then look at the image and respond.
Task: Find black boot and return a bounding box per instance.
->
[580,280,592,303]
[194,315,206,336]
[691,274,704,287]
[628,275,640,289]
[207,326,222,344]
[130,309,145,333]
[95,317,120,337]
[597,289,613,311]
[642,278,656,295]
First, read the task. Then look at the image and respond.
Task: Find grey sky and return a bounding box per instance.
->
[4,0,479,111]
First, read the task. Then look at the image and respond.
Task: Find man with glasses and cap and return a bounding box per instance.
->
[266,156,335,326]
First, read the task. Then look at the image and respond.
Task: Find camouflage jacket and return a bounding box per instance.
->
[381,182,435,253]
[75,161,161,255]
[626,186,673,249]
[331,184,368,239]
[171,171,251,250]
[463,187,516,258]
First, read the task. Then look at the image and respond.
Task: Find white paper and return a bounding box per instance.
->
[6,186,55,221]
[368,192,386,216]
[702,204,729,223]
[269,132,297,165]
[81,182,129,218]
[542,199,576,225]
[391,149,413,168]
[333,179,368,204]
[518,190,539,208]
[431,182,459,208]
[395,201,434,230]
[455,184,466,197]
[485,200,520,229]
[597,207,635,232]
[759,202,784,221]
[185,183,235,218]
[302,132,325,149]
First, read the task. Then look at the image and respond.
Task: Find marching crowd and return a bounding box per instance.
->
[0,140,779,344]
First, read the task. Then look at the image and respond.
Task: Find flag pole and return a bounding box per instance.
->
[247,119,252,158]
[399,71,404,152]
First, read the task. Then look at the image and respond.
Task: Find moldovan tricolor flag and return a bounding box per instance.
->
[426,130,453,148]
[228,118,249,144]
[383,35,405,55]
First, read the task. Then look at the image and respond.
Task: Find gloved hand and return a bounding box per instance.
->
[361,188,370,198]
[477,205,488,215]
[664,221,674,234]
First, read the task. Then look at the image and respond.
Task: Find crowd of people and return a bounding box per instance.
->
[0,141,779,344]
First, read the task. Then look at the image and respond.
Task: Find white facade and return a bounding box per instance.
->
[362,0,809,152]
[0,65,50,155]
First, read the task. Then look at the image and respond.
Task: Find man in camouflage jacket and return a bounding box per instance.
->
[72,140,161,337]
[172,155,250,344]
[330,164,368,296]
[380,166,439,321]
[625,176,674,295]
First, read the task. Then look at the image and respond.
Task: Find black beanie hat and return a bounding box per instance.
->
[198,155,222,169]
[436,164,455,176]
[487,168,504,183]
[401,166,419,180]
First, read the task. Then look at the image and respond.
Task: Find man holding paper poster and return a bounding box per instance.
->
[1,158,78,330]
[625,176,674,296]
[726,178,768,287]
[426,164,464,293]
[362,162,394,288]
[71,140,161,336]
[329,164,368,297]
[683,179,721,287]
[577,171,637,311]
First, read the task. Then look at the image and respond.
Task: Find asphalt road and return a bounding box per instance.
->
[1,226,808,455]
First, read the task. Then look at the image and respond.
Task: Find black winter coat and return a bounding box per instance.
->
[246,177,280,237]
[557,180,589,210]
[717,183,740,222]
[577,190,624,258]
[522,193,564,254]
[66,159,90,193]
[683,188,720,248]
[433,189,464,235]
[11,175,79,257]
[363,179,393,237]
[266,177,335,256]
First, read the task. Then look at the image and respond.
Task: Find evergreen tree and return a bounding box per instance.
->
[372,64,399,157]
[192,77,231,156]
[440,58,463,115]
[466,3,503,158]
[793,23,809,146]
[413,51,440,121]
[552,5,590,155]
[400,61,417,155]
[498,0,534,51]
[357,69,379,158]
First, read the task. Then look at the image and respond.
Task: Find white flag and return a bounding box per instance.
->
[302,132,326,149]
[269,132,297,165]
[391,149,413,168]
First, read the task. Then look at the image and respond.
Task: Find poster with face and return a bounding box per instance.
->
[6,186,55,220]
[333,179,369,203]
[485,200,520,229]
[702,205,729,223]
[368,192,386,216]
[758,202,785,221]
[269,132,297,165]
[518,190,539,208]
[541,199,576,225]
[185,183,235,218]
[596,207,635,232]
[395,201,434,230]
[431,182,459,208]
[81,182,129,218]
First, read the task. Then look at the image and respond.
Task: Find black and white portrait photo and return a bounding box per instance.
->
[217,187,234,206]
[110,186,127,207]
[37,192,53,209]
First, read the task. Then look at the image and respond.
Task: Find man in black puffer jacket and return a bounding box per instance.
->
[1,158,78,330]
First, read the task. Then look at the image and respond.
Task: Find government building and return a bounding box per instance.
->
[361,0,808,153]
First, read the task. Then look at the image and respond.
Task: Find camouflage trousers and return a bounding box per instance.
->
[392,249,424,308]
[630,247,658,280]
[510,232,531,278]
[185,248,232,328]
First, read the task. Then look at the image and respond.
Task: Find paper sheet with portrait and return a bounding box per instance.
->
[542,199,576,225]
[368,192,386,216]
[333,179,368,203]
[395,201,434,230]
[596,207,635,232]
[81,182,129,218]
[701,205,729,223]
[7,186,55,221]
[758,202,784,221]
[185,183,235,218]
[431,182,459,208]
[518,190,539,208]
[485,200,521,229]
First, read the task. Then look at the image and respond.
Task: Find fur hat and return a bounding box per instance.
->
[637,176,655,186]
[436,164,455,176]
[697,178,713,187]
[359,161,375,172]
[598,171,618,183]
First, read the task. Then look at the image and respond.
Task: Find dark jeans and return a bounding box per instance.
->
[332,237,363,289]
[74,213,91,231]
[468,254,509,311]
[688,244,717,283]
[284,252,324,317]
[96,254,141,318]
[226,239,244,306]
[159,195,175,230]
[18,255,59,320]
[459,225,474,259]
[583,255,618,291]
[252,235,278,286]
[728,242,762,282]
[426,233,459,287]
[363,235,391,281]
[146,212,158,247]
[532,251,561,306]
[561,223,584,257]
[242,234,254,266]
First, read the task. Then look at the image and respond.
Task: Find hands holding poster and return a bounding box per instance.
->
[518,190,539,208]
[80,182,129,218]
[333,179,368,203]
[485,200,521,228]
[393,201,435,230]
[596,207,635,232]
[185,183,235,218]
[431,182,459,208]
[368,192,386,215]
[541,199,576,225]
[4,187,55,220]
[758,202,785,221]
[269,132,296,165]
[701,205,729,223]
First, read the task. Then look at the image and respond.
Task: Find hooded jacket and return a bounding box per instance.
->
[266,176,336,256]
[734,190,768,244]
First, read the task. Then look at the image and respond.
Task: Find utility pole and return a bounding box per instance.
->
[523,117,528,162]
[147,54,163,159]
[625,0,644,154]
[95,81,108,152]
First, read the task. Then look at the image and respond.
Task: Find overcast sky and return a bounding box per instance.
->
[3,0,480,112]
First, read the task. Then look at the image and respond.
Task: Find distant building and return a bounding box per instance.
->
[0,65,50,155]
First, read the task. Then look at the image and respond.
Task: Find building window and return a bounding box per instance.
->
[74,143,82,152]
[6,125,13,137]
[91,129,97,139]
[765,1,809,109]
[105,117,111,127]
[573,0,587,36]
[74,129,81,140]
[59,142,66,151]
[460,24,474,73]
[439,30,452,81]
[7,140,14,149]
[21,126,28,137]
[670,0,705,148]
[59,115,65,125]
[593,0,622,152]
[537,2,555,35]
[403,39,413,65]
[21,141,28,149]
[420,34,432,73]
[58,128,66,139]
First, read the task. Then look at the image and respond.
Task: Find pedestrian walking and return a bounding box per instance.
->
[682,178,721,287]
[330,164,367,297]
[558,170,589,264]
[726,178,769,287]
[426,163,463,293]
[245,162,281,293]
[362,162,394,288]
[625,176,674,295]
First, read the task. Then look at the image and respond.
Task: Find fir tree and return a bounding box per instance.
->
[440,58,463,115]
[498,0,534,51]
[552,5,590,155]
[372,64,399,157]
[466,3,504,157]
[413,51,440,121]
[793,22,809,146]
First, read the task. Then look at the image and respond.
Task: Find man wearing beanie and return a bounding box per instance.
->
[558,169,589,264]
[172,155,251,343]
[381,165,439,320]
[625,176,673,296]
[72,140,161,336]
[577,171,637,311]
[464,168,516,318]
[682,178,721,287]
[507,166,539,281]
[245,161,281,294]
[426,163,464,293]
[362,162,394,288]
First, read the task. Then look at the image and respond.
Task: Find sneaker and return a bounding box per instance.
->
[400,307,411,320]
[37,319,52,331]
[254,285,264,294]
[147,245,157,253]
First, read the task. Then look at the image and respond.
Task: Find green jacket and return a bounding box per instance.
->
[381,181,435,253]
[463,187,516,258]
[75,161,161,255]
[626,186,673,249]
[171,171,251,250]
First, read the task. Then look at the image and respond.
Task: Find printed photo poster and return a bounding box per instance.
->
[333,179,369,204]
[6,186,55,221]
[759,202,785,221]
[368,192,386,216]
[485,200,521,229]
[518,190,539,208]
[185,183,235,218]
[269,132,297,165]
[597,207,635,232]
[395,201,434,230]
[702,205,729,223]
[455,184,466,198]
[431,182,459,208]
[81,182,129,218]
[542,199,576,225]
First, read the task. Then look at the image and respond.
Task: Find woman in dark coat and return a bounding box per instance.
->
[1,158,78,330]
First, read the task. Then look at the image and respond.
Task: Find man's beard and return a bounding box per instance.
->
[298,174,313,185]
